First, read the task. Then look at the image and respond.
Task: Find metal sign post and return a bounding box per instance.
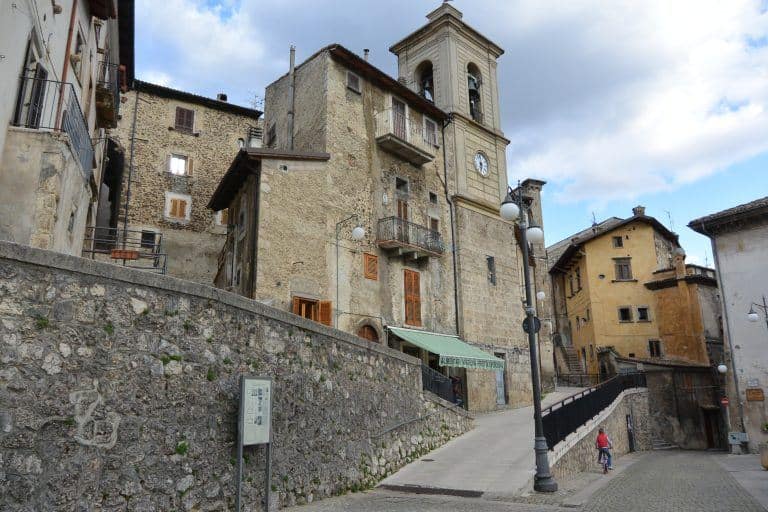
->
[236,376,273,512]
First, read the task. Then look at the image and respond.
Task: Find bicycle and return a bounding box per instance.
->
[599,448,611,474]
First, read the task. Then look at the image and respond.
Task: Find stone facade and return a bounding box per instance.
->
[0,241,471,511]
[550,389,651,481]
[104,81,261,284]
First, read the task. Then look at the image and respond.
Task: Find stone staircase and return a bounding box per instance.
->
[562,345,584,373]
[652,438,679,450]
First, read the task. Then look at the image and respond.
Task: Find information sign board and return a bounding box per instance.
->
[241,377,272,446]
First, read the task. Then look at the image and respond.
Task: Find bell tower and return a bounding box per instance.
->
[390,1,509,207]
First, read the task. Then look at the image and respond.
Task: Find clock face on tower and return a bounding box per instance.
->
[474,152,489,177]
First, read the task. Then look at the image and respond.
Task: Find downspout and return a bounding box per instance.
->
[441,114,460,335]
[122,87,139,249]
[56,0,78,129]
[248,164,261,298]
[287,45,296,150]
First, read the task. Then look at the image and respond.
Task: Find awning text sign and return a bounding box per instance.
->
[241,377,272,446]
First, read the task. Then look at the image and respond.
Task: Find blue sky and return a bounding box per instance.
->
[135,0,768,265]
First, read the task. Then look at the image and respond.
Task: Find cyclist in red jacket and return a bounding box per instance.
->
[596,427,613,470]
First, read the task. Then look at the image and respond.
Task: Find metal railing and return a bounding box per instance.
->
[12,74,93,177]
[96,59,120,125]
[556,373,601,388]
[542,372,647,449]
[377,216,445,255]
[375,108,437,156]
[82,227,168,274]
[421,364,455,404]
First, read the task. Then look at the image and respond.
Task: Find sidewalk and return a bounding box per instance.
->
[715,453,768,510]
[378,388,584,499]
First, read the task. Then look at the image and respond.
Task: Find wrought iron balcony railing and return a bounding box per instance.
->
[82,227,168,274]
[374,108,437,166]
[95,59,120,128]
[12,74,94,177]
[377,216,444,257]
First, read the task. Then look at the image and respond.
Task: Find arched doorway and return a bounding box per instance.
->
[357,325,379,343]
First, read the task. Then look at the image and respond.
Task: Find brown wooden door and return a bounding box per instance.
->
[357,325,379,342]
[392,98,407,140]
[396,200,409,243]
[404,269,421,326]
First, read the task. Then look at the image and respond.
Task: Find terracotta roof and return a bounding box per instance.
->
[134,80,262,119]
[548,215,679,273]
[688,196,768,236]
[546,217,623,268]
[207,148,330,212]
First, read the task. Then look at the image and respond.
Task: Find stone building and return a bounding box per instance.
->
[0,0,133,255]
[689,196,768,453]
[548,206,720,379]
[210,4,554,413]
[98,80,262,283]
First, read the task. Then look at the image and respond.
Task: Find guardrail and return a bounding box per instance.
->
[542,372,647,449]
[95,59,120,127]
[82,227,168,274]
[375,108,436,155]
[421,364,455,404]
[12,74,93,176]
[377,216,444,256]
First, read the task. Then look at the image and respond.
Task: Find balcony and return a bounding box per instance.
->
[82,227,168,274]
[95,60,120,128]
[12,74,94,177]
[377,216,444,258]
[375,108,436,166]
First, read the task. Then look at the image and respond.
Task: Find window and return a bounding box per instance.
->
[346,71,361,93]
[395,177,409,194]
[174,106,195,133]
[169,154,189,176]
[265,124,276,148]
[292,297,332,326]
[612,236,624,248]
[357,325,379,342]
[628,353,636,358]
[575,267,582,290]
[589,344,595,359]
[216,209,229,226]
[140,230,156,248]
[71,32,84,79]
[575,316,580,330]
[416,60,434,102]
[237,138,245,149]
[429,192,438,204]
[618,307,633,322]
[164,192,191,221]
[614,258,633,280]
[568,273,575,296]
[486,256,496,285]
[363,253,378,280]
[430,218,439,233]
[424,117,438,146]
[637,307,650,322]
[404,269,421,326]
[467,63,483,123]
[648,339,662,358]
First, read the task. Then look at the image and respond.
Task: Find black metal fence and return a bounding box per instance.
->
[556,373,601,387]
[542,372,647,450]
[96,59,120,126]
[377,216,445,255]
[13,74,94,176]
[82,227,168,274]
[421,364,455,403]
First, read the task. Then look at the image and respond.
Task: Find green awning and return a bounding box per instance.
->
[389,327,504,371]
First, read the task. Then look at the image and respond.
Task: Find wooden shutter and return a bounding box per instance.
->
[292,297,301,315]
[397,200,408,221]
[364,253,378,280]
[169,198,179,218]
[179,199,188,218]
[175,107,194,132]
[404,270,421,326]
[318,301,332,326]
[187,156,193,176]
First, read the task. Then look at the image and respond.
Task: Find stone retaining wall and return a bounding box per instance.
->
[0,241,472,511]
[549,389,651,481]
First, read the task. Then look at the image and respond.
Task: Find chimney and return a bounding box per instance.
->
[216,93,228,102]
[632,205,646,217]
[364,49,370,61]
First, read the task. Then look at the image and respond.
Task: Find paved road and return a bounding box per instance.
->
[583,450,766,512]
[284,451,767,512]
[379,388,584,498]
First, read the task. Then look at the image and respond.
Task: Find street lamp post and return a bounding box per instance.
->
[335,214,366,328]
[747,295,768,332]
[500,185,557,493]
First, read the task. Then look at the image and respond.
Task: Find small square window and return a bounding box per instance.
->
[169,154,188,176]
[165,192,191,221]
[424,117,438,146]
[395,177,409,194]
[429,192,438,204]
[648,339,662,358]
[347,71,361,93]
[174,106,195,133]
[612,236,624,248]
[618,307,632,322]
[140,230,156,248]
[614,258,633,280]
[364,253,378,280]
[637,307,650,321]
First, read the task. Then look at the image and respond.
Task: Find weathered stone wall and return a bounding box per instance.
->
[550,389,651,481]
[0,129,91,256]
[112,89,259,284]
[0,241,472,511]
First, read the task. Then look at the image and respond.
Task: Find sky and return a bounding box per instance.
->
[135,0,768,265]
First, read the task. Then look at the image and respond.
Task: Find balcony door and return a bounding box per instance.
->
[396,199,409,243]
[14,37,48,129]
[392,98,407,140]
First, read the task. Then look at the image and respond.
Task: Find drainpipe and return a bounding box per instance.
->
[287,45,296,150]
[248,166,261,298]
[55,1,78,129]
[441,114,460,335]
[122,88,140,249]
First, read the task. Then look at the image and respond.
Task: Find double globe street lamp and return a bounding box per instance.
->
[499,185,558,493]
